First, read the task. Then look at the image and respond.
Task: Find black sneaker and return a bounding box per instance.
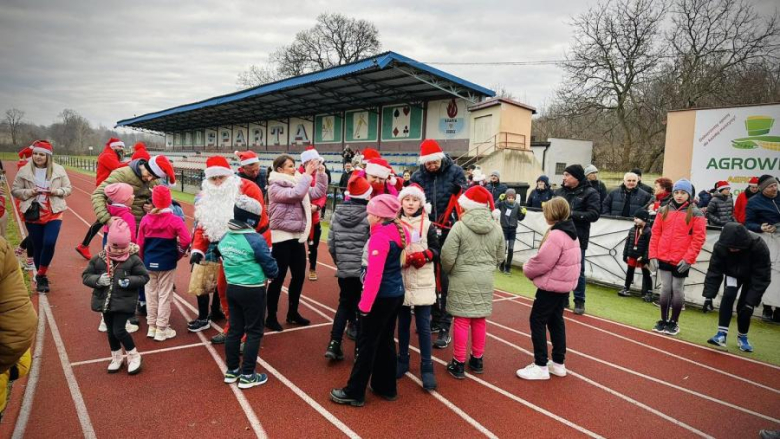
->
[642,293,653,303]
[330,389,364,407]
[286,313,310,326]
[265,316,283,332]
[617,288,631,297]
[433,329,451,349]
[467,355,484,374]
[238,373,268,389]
[325,340,344,361]
[35,275,49,293]
[664,321,680,336]
[345,322,357,341]
[652,320,667,333]
[187,319,210,333]
[574,300,585,315]
[446,359,465,380]
[128,316,139,325]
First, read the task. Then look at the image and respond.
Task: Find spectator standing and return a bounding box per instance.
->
[734,177,759,224]
[584,165,607,203]
[554,165,601,315]
[526,175,554,208]
[646,177,674,218]
[342,145,355,165]
[706,181,735,226]
[619,210,653,301]
[497,189,526,274]
[486,171,508,202]
[631,168,653,195]
[410,139,468,349]
[338,162,354,193]
[744,174,780,322]
[601,172,652,217]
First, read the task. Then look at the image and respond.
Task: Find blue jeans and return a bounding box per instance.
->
[26,220,62,269]
[397,305,432,363]
[573,247,586,303]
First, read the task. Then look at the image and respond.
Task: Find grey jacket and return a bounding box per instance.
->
[327,200,370,278]
[706,192,735,226]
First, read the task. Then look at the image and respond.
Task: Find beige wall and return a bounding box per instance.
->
[498,104,533,147]
[662,110,697,181]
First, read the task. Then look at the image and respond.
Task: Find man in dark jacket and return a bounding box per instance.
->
[235,150,267,191]
[526,175,554,208]
[584,165,607,203]
[631,168,653,195]
[338,162,354,193]
[744,175,780,323]
[601,172,652,217]
[703,223,771,352]
[411,139,467,349]
[554,164,601,315]
[486,171,508,202]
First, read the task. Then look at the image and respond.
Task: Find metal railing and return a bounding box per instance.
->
[458,131,527,168]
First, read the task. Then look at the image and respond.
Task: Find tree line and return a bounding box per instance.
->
[1,108,163,154]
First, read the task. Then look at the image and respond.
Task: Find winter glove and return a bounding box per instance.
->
[677,260,691,273]
[406,252,427,269]
[96,273,111,287]
[702,298,714,314]
[118,278,130,288]
[189,252,204,265]
[499,193,506,201]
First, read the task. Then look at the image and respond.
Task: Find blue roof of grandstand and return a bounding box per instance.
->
[116,51,495,132]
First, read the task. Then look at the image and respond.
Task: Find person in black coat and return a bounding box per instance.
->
[703,223,771,353]
[526,175,554,208]
[554,164,601,314]
[601,172,652,217]
[631,168,653,195]
[584,165,607,203]
[485,171,508,202]
[619,210,653,301]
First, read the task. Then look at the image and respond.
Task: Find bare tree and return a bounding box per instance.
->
[237,13,381,87]
[5,108,25,146]
[53,109,92,153]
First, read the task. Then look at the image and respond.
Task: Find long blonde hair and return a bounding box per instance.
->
[29,154,54,180]
[540,197,571,247]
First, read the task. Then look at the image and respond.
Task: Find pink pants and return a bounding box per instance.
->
[146,270,175,330]
[452,316,487,363]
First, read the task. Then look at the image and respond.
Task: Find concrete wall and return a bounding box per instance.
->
[533,138,593,185]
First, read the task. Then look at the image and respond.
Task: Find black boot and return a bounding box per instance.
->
[35,275,49,293]
[468,355,484,374]
[345,321,357,341]
[287,313,310,326]
[421,361,437,390]
[325,340,344,361]
[446,359,465,380]
[396,354,410,379]
[265,315,283,332]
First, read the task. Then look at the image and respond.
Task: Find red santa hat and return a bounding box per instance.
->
[18,145,33,159]
[30,140,53,155]
[147,155,176,183]
[365,158,392,179]
[131,142,151,161]
[346,175,372,200]
[459,185,500,220]
[234,150,259,167]
[398,183,431,213]
[300,145,323,164]
[715,180,731,192]
[204,156,234,179]
[748,176,759,186]
[418,139,446,164]
[106,137,125,150]
[361,147,381,163]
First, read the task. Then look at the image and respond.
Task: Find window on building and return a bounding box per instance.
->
[555,162,567,175]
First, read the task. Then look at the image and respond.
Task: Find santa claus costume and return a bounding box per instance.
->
[265,153,328,331]
[188,156,270,342]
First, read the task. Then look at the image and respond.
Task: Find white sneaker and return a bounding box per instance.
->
[98,317,107,333]
[107,350,124,373]
[125,321,139,334]
[547,361,567,377]
[146,327,157,338]
[154,327,177,342]
[516,363,550,380]
[126,348,142,375]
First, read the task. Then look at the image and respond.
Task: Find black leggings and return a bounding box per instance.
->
[81,221,103,247]
[266,239,306,319]
[331,277,361,341]
[197,291,223,320]
[718,284,752,335]
[624,266,652,293]
[104,312,135,351]
[530,289,568,366]
[20,236,34,257]
[225,284,266,375]
[308,223,322,271]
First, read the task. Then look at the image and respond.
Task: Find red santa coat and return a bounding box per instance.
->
[191,178,271,254]
[96,146,127,187]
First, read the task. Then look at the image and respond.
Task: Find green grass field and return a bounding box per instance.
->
[320,220,780,366]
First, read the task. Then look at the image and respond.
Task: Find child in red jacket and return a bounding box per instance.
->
[648,179,706,336]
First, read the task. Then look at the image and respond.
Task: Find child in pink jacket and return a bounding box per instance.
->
[330,195,408,407]
[137,186,191,341]
[517,197,581,381]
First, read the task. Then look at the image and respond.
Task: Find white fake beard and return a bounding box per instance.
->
[195,175,241,242]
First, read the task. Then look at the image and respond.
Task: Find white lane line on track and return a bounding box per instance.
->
[171,300,268,438]
[173,295,361,439]
[70,342,208,367]
[489,319,780,425]
[296,295,603,439]
[41,299,97,438]
[500,297,780,395]
[486,333,714,438]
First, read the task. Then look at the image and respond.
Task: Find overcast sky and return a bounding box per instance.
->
[1,0,776,131]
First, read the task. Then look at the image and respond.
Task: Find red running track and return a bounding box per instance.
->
[2,164,778,438]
